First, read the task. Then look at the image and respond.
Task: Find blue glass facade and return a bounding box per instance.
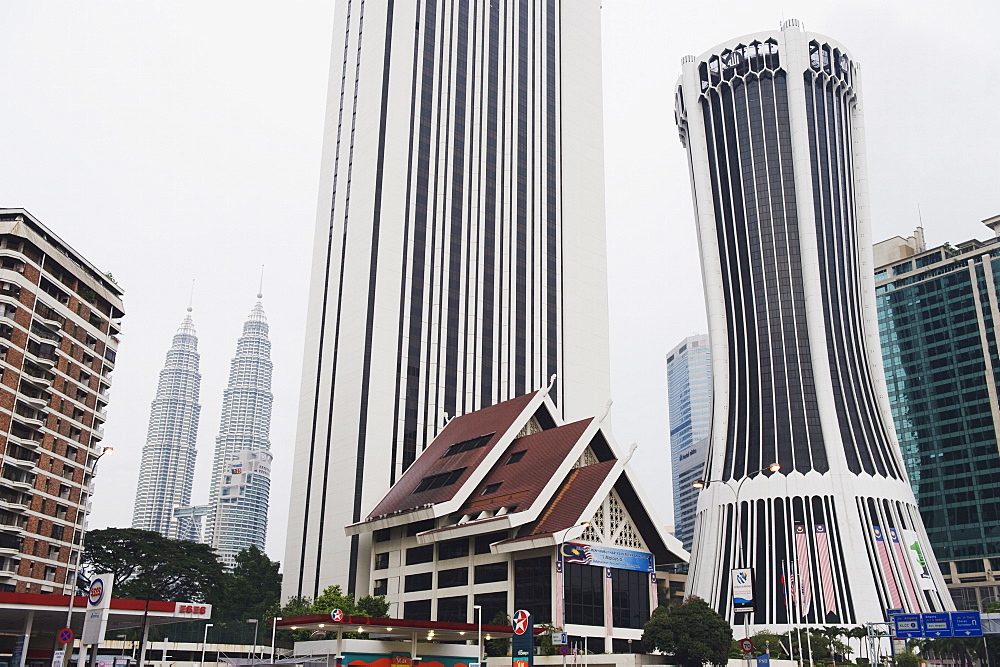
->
[875,230,1000,609]
[666,334,711,551]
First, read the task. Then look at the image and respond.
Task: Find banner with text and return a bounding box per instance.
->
[561,542,654,573]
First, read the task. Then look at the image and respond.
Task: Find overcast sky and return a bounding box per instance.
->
[1,0,997,565]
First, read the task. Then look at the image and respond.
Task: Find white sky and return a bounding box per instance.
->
[1,0,997,565]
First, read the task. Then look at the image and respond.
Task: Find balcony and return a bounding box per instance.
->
[5,443,40,468]
[7,430,41,451]
[29,320,61,344]
[13,406,46,430]
[0,509,28,533]
[21,363,53,388]
[33,303,64,329]
[25,340,57,368]
[0,532,23,554]
[0,495,30,514]
[0,557,18,578]
[1,466,35,492]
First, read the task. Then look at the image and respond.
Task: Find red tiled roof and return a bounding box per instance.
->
[367,392,539,518]
[461,418,593,515]
[511,460,617,541]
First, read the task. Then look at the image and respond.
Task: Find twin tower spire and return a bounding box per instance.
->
[131,293,274,568]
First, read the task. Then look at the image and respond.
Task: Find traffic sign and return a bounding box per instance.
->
[923,612,952,637]
[739,638,754,653]
[951,611,983,637]
[559,646,570,656]
[58,628,73,644]
[893,614,922,638]
[756,655,770,667]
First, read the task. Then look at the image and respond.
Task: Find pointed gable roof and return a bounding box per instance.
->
[367,391,540,519]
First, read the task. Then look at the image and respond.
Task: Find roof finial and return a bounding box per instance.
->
[258,265,264,300]
[187,279,195,312]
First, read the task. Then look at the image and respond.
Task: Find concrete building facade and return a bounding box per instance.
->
[285,0,612,599]
[675,22,951,627]
[0,209,123,594]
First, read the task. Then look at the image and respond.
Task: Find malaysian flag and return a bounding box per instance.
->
[781,560,790,607]
[889,527,920,611]
[561,543,592,565]
[873,526,902,608]
[814,524,836,616]
[794,523,812,616]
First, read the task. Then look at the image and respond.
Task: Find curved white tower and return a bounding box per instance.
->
[676,21,951,627]
[205,296,273,568]
[132,309,202,541]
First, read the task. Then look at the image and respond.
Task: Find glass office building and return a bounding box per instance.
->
[666,334,711,551]
[874,216,1000,611]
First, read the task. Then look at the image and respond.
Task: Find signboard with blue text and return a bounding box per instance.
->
[560,542,654,572]
[512,609,534,667]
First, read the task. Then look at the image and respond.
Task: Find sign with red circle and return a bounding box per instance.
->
[558,646,570,656]
[88,578,105,606]
[512,610,530,635]
[740,638,754,653]
[331,608,345,622]
[58,628,74,644]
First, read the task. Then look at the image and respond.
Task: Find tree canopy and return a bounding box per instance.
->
[641,597,732,667]
[83,527,225,602]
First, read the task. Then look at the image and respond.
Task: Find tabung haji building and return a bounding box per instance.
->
[674,21,951,628]
[345,387,686,652]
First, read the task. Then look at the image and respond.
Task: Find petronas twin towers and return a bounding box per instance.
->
[131,296,273,567]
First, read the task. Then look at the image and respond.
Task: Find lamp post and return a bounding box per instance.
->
[692,463,780,656]
[63,446,114,665]
[473,605,482,667]
[247,619,260,667]
[200,624,213,667]
[270,617,282,664]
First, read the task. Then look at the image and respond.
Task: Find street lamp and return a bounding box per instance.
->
[63,447,115,644]
[200,623,214,667]
[692,463,780,651]
[270,617,282,664]
[473,605,482,667]
[247,619,260,667]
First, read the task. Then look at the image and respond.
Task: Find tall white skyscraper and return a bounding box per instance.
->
[676,21,950,627]
[205,297,273,568]
[285,0,612,599]
[666,334,711,552]
[132,309,202,541]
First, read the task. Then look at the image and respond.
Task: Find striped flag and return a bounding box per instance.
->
[873,526,902,608]
[794,523,812,616]
[814,524,837,616]
[889,527,920,611]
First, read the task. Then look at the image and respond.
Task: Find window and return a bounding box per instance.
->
[482,482,503,496]
[405,545,434,565]
[437,595,467,622]
[374,552,390,570]
[505,451,526,465]
[374,528,392,542]
[474,561,508,584]
[406,519,436,537]
[564,563,604,626]
[611,568,651,628]
[515,556,552,623]
[412,468,466,494]
[50,524,65,541]
[442,433,495,458]
[403,599,431,620]
[438,567,469,588]
[475,531,508,554]
[373,579,388,596]
[48,545,60,560]
[473,592,507,625]
[438,538,469,560]
[404,572,433,593]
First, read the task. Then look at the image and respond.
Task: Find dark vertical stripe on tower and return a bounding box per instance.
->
[296,0,356,598]
[545,0,558,403]
[480,3,500,406]
[514,0,528,394]
[349,0,396,596]
[389,0,426,486]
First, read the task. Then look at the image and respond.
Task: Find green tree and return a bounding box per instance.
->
[893,648,921,667]
[83,527,225,602]
[485,611,511,657]
[641,597,732,667]
[215,546,281,623]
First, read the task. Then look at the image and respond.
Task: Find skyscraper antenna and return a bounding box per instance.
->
[917,204,924,228]
[258,265,264,299]
[188,279,195,313]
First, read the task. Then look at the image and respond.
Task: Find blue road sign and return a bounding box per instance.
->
[756,655,770,667]
[923,613,953,637]
[951,611,983,637]
[893,614,923,638]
